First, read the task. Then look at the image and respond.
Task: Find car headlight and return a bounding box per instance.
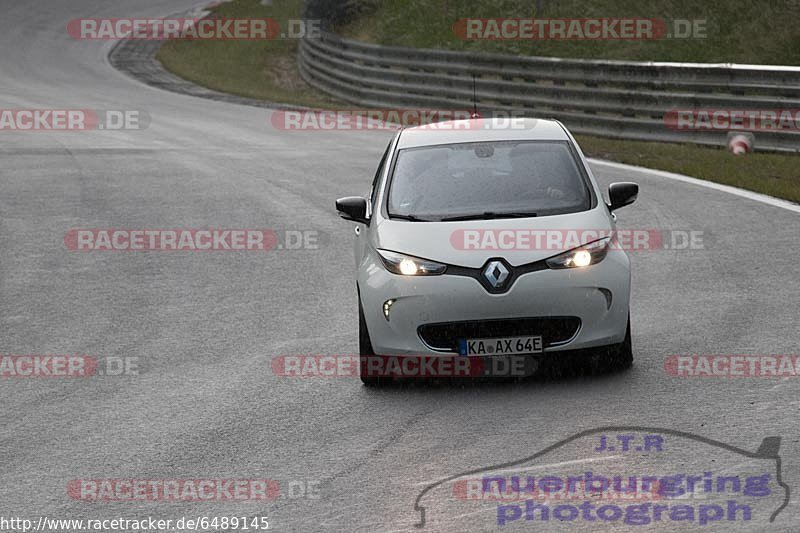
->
[377,249,446,276]
[546,237,610,269]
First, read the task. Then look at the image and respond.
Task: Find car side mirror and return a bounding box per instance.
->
[608,182,638,211]
[336,196,369,224]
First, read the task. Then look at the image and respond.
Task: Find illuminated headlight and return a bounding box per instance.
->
[377,249,446,276]
[546,237,610,269]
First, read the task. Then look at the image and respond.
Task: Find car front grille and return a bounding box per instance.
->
[418,317,581,352]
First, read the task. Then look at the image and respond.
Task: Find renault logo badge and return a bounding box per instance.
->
[483,260,509,289]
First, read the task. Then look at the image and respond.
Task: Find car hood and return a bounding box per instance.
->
[373,207,613,269]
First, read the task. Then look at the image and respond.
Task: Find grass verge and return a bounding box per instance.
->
[338,0,800,65]
[575,136,800,204]
[157,0,337,108]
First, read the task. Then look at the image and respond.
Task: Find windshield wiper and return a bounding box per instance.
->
[440,211,538,222]
[389,213,436,222]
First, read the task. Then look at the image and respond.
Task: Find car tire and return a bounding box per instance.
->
[597,316,633,373]
[612,317,633,370]
[532,318,633,378]
[572,316,632,376]
[358,296,389,387]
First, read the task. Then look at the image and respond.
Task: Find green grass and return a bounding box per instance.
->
[155,0,800,204]
[338,0,800,64]
[157,0,338,107]
[575,135,800,203]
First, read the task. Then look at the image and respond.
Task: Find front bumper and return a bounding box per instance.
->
[358,248,630,356]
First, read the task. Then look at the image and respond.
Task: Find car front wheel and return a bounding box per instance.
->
[592,316,633,373]
[358,296,389,387]
[608,316,633,370]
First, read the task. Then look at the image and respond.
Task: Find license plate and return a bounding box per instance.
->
[458,336,543,356]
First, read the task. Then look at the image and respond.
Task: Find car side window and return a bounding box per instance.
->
[370,141,393,213]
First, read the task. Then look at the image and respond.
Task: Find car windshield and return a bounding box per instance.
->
[386,141,592,220]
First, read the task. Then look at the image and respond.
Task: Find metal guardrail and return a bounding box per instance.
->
[298,31,800,152]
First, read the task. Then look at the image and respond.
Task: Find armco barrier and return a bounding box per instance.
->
[298,31,800,152]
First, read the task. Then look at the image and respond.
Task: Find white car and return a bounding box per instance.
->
[336,118,638,385]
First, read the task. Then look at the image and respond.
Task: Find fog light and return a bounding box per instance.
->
[383,299,396,321]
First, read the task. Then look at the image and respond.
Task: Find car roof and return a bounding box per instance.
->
[396,117,570,149]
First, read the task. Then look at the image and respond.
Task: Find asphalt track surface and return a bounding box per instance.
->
[0,1,799,532]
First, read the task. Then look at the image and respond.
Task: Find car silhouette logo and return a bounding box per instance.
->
[413,426,790,529]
